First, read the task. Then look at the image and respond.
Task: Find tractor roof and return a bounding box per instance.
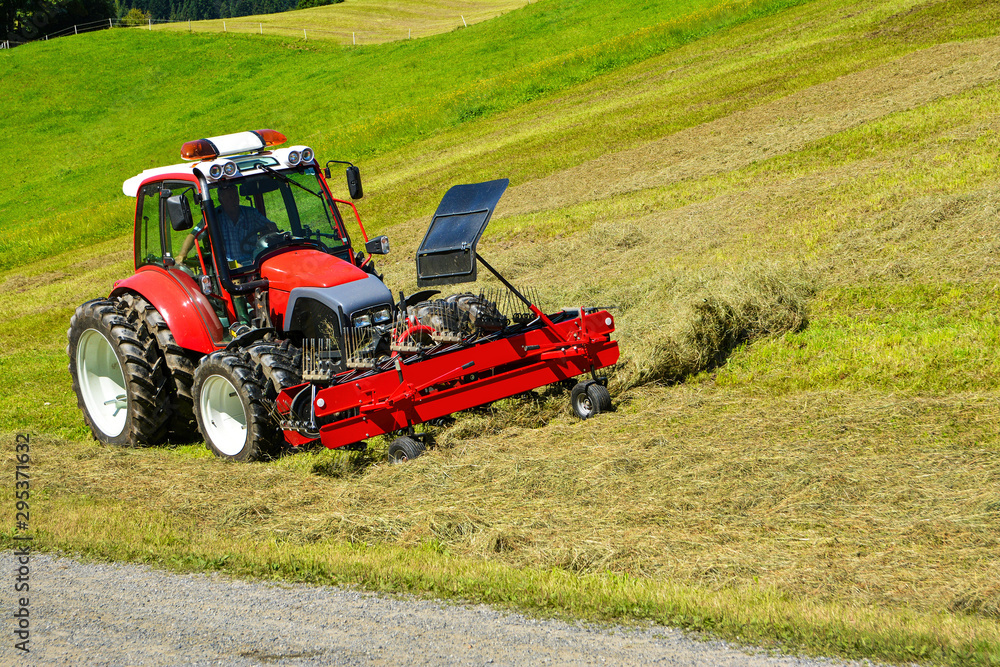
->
[122,133,315,197]
[123,163,198,197]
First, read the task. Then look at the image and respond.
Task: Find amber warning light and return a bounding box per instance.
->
[181,129,287,161]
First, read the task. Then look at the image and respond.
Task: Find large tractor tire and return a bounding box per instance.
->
[249,339,302,397]
[119,293,198,440]
[192,349,280,462]
[67,298,171,446]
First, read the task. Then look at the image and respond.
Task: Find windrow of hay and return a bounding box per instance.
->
[609,265,815,390]
[413,224,818,394]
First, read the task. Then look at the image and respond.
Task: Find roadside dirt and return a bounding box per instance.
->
[8,555,882,666]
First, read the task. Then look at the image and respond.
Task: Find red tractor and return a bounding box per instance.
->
[67,130,619,461]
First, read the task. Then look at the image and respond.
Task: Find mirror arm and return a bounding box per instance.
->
[324,159,354,178]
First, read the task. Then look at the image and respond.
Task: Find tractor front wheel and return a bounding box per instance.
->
[67,299,171,446]
[570,381,612,420]
[193,350,278,461]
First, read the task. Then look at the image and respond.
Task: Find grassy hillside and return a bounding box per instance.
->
[3,0,1000,664]
[156,0,530,43]
[0,0,795,273]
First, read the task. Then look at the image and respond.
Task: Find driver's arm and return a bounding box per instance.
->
[178,232,197,261]
[179,222,206,262]
[247,208,278,234]
[260,213,278,233]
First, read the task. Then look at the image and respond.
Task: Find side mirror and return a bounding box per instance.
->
[346,165,364,200]
[365,235,390,255]
[166,195,193,231]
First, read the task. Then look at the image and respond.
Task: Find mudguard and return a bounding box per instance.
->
[111,266,225,354]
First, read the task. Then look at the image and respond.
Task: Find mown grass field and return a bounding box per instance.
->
[3,0,1000,664]
[154,0,529,43]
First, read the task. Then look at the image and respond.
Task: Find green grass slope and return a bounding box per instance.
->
[3,0,1000,664]
[0,0,801,272]
[157,0,530,43]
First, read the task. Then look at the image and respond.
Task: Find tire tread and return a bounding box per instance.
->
[67,297,171,446]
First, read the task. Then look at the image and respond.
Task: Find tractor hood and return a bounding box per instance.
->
[260,249,368,292]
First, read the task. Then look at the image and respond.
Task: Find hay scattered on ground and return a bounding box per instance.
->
[31,387,1000,620]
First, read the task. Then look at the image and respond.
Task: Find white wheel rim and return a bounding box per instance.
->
[200,374,248,456]
[76,329,128,438]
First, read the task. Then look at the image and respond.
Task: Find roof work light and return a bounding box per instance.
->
[181,129,287,161]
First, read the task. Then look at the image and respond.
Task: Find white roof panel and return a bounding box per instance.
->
[122,163,198,197]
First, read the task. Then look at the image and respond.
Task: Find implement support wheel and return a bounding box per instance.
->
[570,381,612,420]
[387,436,425,463]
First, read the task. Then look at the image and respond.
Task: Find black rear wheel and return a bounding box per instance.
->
[119,293,198,440]
[67,298,171,446]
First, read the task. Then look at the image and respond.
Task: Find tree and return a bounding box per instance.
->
[121,6,150,26]
[297,0,341,9]
[42,0,115,34]
[4,0,117,42]
[4,0,53,41]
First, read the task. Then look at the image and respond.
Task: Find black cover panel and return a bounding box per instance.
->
[416,179,509,287]
[283,275,394,333]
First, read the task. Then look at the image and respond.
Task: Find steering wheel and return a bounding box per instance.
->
[238,222,280,253]
[301,224,333,251]
[253,230,292,257]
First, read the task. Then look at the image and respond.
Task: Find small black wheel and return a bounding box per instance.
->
[570,381,613,420]
[387,436,425,463]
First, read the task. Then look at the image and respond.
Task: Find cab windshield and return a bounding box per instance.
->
[207,166,348,270]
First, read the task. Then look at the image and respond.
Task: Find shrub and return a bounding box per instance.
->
[296,0,342,9]
[121,7,151,27]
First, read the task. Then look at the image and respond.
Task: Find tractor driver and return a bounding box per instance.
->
[179,182,278,267]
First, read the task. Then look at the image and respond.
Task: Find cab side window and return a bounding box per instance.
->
[136,184,163,268]
[161,181,200,263]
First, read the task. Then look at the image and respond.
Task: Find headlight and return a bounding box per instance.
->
[208,163,223,179]
[352,313,372,328]
[287,150,301,166]
[301,147,314,163]
[373,307,392,324]
[222,161,238,177]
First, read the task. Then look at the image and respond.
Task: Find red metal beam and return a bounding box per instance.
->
[277,310,619,449]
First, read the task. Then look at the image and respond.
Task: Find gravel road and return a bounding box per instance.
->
[4,555,890,666]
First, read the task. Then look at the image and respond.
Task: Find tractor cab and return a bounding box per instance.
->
[120,130,391,344]
[196,165,352,273]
